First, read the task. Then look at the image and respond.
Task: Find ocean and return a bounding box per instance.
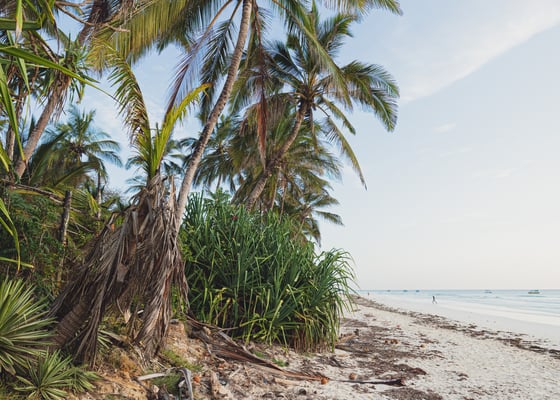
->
[359,289,560,348]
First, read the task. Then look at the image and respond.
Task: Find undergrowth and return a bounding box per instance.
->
[181,192,355,352]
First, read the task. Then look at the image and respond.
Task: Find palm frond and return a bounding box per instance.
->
[106,47,150,140]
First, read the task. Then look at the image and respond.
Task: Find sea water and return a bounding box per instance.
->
[359,289,560,348]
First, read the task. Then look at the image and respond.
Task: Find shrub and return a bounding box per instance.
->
[0,279,52,375]
[181,192,355,351]
[0,279,97,399]
[14,351,97,400]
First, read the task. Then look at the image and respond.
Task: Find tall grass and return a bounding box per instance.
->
[181,192,355,351]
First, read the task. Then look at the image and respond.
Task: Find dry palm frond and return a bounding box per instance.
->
[50,174,188,365]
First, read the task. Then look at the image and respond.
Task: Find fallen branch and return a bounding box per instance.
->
[186,316,405,387]
[188,317,326,382]
[337,377,405,386]
[136,372,169,382]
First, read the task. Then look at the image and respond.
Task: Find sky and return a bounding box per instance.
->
[78,0,560,290]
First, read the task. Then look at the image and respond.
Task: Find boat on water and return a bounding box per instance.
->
[528,290,540,295]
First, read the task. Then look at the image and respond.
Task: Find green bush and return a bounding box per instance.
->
[0,191,105,294]
[0,279,52,375]
[181,192,355,351]
[0,279,97,399]
[14,351,97,400]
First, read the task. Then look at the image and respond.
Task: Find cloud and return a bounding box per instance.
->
[471,167,517,180]
[387,0,560,102]
[434,123,456,134]
[439,146,472,158]
[441,211,484,225]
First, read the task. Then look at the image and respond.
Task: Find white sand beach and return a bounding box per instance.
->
[369,292,560,350]
[336,295,560,400]
[81,295,560,399]
[187,295,557,399]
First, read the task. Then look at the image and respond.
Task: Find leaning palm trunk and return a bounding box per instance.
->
[13,0,123,178]
[174,0,253,228]
[50,175,188,364]
[245,106,307,209]
[14,77,69,177]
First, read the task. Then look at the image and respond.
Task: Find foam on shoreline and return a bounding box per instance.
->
[365,292,560,350]
[346,295,560,399]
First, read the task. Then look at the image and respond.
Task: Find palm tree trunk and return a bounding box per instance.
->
[279,176,287,216]
[245,106,306,209]
[5,128,14,161]
[96,171,102,220]
[57,190,72,244]
[5,85,25,162]
[266,177,277,212]
[13,0,108,179]
[14,78,69,178]
[174,0,253,229]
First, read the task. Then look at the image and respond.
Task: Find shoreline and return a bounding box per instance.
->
[340,295,560,399]
[365,292,560,350]
[78,295,560,399]
[162,295,560,399]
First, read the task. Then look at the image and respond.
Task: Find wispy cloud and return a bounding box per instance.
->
[471,167,517,180]
[439,146,472,158]
[386,0,560,102]
[434,123,456,134]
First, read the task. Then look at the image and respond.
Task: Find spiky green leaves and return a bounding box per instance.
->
[14,351,97,400]
[0,279,51,375]
[182,192,355,351]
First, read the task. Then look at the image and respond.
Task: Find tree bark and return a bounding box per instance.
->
[14,78,70,178]
[245,105,307,209]
[96,171,102,220]
[58,190,72,244]
[13,0,108,179]
[174,0,253,229]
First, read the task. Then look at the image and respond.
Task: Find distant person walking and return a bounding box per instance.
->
[432,295,437,304]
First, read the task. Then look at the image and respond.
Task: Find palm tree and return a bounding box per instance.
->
[1,0,92,267]
[228,110,344,238]
[26,106,122,192]
[6,0,139,179]
[48,0,401,363]
[172,115,244,193]
[234,2,399,209]
[49,51,206,364]
[52,106,121,204]
[106,0,401,228]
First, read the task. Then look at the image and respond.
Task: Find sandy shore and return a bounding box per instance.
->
[334,296,560,399]
[83,295,560,399]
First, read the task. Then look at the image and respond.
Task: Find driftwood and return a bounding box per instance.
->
[337,377,405,386]
[134,367,194,400]
[136,372,170,381]
[186,317,408,388]
[188,317,326,382]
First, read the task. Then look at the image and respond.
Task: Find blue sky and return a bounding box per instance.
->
[80,1,560,290]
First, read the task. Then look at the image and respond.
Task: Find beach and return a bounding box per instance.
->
[334,295,560,399]
[82,294,560,399]
[366,290,560,350]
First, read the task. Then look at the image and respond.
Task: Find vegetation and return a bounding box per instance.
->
[0,2,401,396]
[0,279,51,375]
[14,351,97,400]
[0,279,97,399]
[183,192,355,351]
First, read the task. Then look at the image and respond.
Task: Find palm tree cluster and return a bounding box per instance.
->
[1,0,402,367]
